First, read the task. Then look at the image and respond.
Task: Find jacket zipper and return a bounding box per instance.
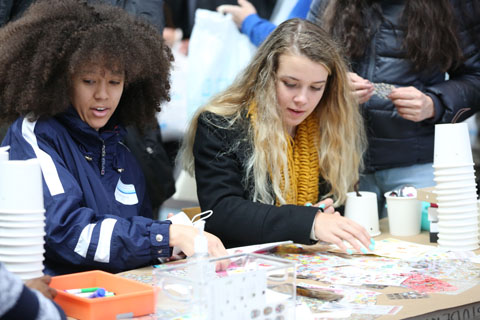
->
[100,139,106,176]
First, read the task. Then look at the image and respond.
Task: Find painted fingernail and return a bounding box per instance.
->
[369,244,375,251]
[361,247,368,254]
[370,238,375,245]
[305,202,312,207]
[319,204,326,210]
[346,249,353,255]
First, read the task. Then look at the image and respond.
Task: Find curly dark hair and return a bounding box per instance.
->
[0,0,173,128]
[321,0,464,72]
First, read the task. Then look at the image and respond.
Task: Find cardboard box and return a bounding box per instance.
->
[417,186,437,203]
[50,270,154,320]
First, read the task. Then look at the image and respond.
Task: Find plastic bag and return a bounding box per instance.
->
[186,9,256,118]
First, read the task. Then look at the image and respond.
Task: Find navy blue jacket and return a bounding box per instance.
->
[1,108,171,275]
[308,0,480,172]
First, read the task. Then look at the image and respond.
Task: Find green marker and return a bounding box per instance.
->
[65,287,102,294]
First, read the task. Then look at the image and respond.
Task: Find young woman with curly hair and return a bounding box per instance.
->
[180,19,373,254]
[307,0,480,217]
[0,0,227,275]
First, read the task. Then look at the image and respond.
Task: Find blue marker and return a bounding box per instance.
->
[88,288,106,298]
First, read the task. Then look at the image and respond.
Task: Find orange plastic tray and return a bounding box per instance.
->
[50,270,154,320]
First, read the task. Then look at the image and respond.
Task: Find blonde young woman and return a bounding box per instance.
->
[181,18,373,254]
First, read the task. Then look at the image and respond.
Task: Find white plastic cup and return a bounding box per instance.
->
[3,261,44,273]
[435,180,476,190]
[0,146,9,161]
[384,192,421,236]
[437,199,478,208]
[437,239,480,252]
[433,173,476,183]
[438,232,479,240]
[433,185,477,195]
[434,166,474,176]
[344,191,381,236]
[0,227,45,237]
[16,270,44,280]
[436,192,478,202]
[436,203,478,214]
[437,212,478,221]
[0,159,44,212]
[438,224,479,234]
[434,123,473,166]
[0,245,45,255]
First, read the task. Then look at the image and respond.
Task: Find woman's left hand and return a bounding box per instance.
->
[388,86,435,122]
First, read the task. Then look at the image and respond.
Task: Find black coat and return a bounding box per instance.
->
[193,112,333,249]
[308,0,480,172]
[0,0,165,33]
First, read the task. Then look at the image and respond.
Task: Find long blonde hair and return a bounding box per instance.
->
[180,18,366,205]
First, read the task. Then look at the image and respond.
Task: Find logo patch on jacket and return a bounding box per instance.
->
[114,178,138,205]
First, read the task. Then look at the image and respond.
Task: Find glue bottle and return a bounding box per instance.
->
[188,220,213,319]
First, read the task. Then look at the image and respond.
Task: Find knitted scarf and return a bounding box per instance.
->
[248,103,320,205]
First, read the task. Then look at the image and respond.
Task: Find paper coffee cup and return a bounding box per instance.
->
[384,192,421,236]
[344,191,381,236]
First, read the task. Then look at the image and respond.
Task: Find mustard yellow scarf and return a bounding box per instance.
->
[248,104,320,205]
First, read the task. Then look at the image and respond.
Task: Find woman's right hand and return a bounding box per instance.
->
[313,211,372,254]
[169,224,229,270]
[348,72,374,104]
[311,198,335,213]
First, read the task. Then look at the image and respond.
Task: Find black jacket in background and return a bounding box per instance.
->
[308,0,480,172]
[193,112,333,249]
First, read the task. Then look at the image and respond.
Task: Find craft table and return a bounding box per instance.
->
[114,218,480,320]
[372,219,480,320]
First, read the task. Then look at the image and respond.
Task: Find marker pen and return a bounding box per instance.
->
[75,290,115,298]
[65,287,102,294]
[87,288,106,298]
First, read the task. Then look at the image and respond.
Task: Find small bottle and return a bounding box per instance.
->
[188,220,213,319]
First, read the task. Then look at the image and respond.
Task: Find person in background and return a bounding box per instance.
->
[217,0,312,47]
[163,0,276,54]
[0,262,66,320]
[0,0,227,276]
[0,0,165,31]
[180,18,373,254]
[308,0,480,217]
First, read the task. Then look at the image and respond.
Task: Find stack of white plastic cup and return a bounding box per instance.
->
[433,123,479,251]
[0,154,46,280]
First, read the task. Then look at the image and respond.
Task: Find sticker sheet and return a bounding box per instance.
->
[401,273,458,294]
[373,82,396,100]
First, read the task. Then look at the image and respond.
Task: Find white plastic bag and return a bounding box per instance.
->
[186,9,257,118]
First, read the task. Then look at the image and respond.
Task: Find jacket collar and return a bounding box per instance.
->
[56,106,126,153]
